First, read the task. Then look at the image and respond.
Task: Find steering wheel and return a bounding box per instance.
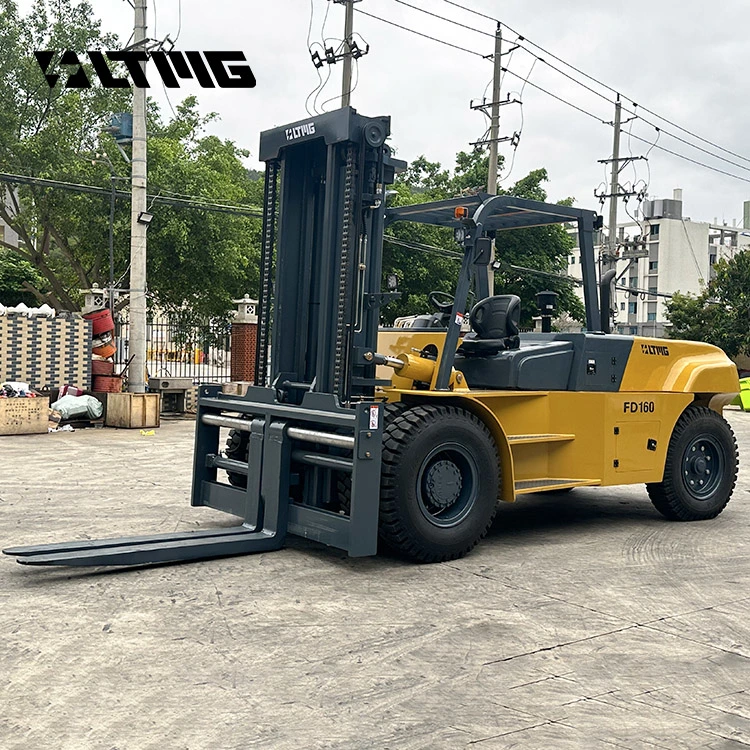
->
[429,290,455,313]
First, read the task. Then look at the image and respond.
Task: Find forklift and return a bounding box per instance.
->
[5,108,739,566]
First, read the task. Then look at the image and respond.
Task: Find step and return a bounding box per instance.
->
[514,478,601,495]
[507,433,575,445]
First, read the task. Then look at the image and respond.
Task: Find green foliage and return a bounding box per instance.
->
[0,249,46,305]
[665,250,750,358]
[383,149,584,326]
[146,98,261,318]
[0,0,261,321]
[0,0,128,309]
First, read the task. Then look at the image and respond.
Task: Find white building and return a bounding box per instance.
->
[567,189,750,337]
[0,188,20,253]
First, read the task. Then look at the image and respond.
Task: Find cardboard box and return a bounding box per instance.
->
[0,397,49,436]
[221,381,253,397]
[104,393,161,429]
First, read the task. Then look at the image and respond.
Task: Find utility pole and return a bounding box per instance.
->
[604,95,623,274]
[128,0,148,393]
[470,26,521,296]
[108,171,115,312]
[595,95,648,332]
[487,23,502,195]
[341,0,354,108]
[310,1,368,111]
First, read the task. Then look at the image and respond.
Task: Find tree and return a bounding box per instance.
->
[0,0,261,320]
[665,250,750,358]
[0,250,46,306]
[142,98,262,319]
[382,149,583,326]
[0,0,128,310]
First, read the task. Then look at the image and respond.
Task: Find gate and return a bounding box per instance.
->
[116,315,231,384]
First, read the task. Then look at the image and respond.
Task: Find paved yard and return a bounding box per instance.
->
[1,410,749,749]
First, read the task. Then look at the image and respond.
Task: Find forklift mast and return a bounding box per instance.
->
[255,108,402,404]
[5,108,404,566]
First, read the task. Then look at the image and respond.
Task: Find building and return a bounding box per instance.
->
[0,207,19,252]
[567,189,750,337]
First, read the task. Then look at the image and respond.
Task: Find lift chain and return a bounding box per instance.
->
[256,159,279,387]
[333,145,356,394]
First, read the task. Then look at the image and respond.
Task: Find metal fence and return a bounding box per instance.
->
[116,316,232,384]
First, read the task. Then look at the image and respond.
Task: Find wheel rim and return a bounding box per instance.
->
[416,442,479,527]
[682,435,724,499]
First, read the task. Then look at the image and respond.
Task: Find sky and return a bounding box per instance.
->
[73,1,750,225]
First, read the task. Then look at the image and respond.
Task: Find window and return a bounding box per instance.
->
[628,302,637,315]
[570,256,575,264]
[629,277,638,288]
[709,253,717,265]
[647,312,657,321]
[650,224,660,237]
[649,286,657,295]
[649,261,658,271]
[620,302,625,311]
[629,326,638,335]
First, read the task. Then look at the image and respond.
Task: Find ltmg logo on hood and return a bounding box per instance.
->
[641,343,670,356]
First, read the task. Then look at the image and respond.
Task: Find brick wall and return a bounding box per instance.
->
[0,316,92,390]
[230,322,257,383]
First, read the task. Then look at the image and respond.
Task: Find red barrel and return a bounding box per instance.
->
[92,375,122,393]
[92,342,117,358]
[84,308,115,336]
[92,359,115,375]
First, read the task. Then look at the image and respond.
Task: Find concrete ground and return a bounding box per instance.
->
[1,411,750,750]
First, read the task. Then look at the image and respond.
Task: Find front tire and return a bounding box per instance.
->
[646,405,738,521]
[379,404,499,562]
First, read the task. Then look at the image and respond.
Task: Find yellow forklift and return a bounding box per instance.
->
[5,108,739,566]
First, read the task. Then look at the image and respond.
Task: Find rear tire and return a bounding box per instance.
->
[379,404,499,562]
[224,427,249,488]
[646,406,738,521]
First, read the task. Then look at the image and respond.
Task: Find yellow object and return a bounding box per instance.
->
[376,331,740,503]
[729,376,750,411]
[140,429,155,436]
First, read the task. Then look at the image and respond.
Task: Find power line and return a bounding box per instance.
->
[0,172,264,216]
[365,5,750,184]
[173,0,182,43]
[387,233,675,302]
[626,133,750,185]
[361,7,750,186]
[385,234,584,288]
[437,0,750,167]
[384,234,463,259]
[390,0,493,39]
[499,68,750,186]
[500,65,607,125]
[354,8,485,57]
[437,0,495,23]
[518,46,750,174]
[443,0,750,173]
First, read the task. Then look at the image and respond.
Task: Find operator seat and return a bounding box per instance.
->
[458,294,521,356]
